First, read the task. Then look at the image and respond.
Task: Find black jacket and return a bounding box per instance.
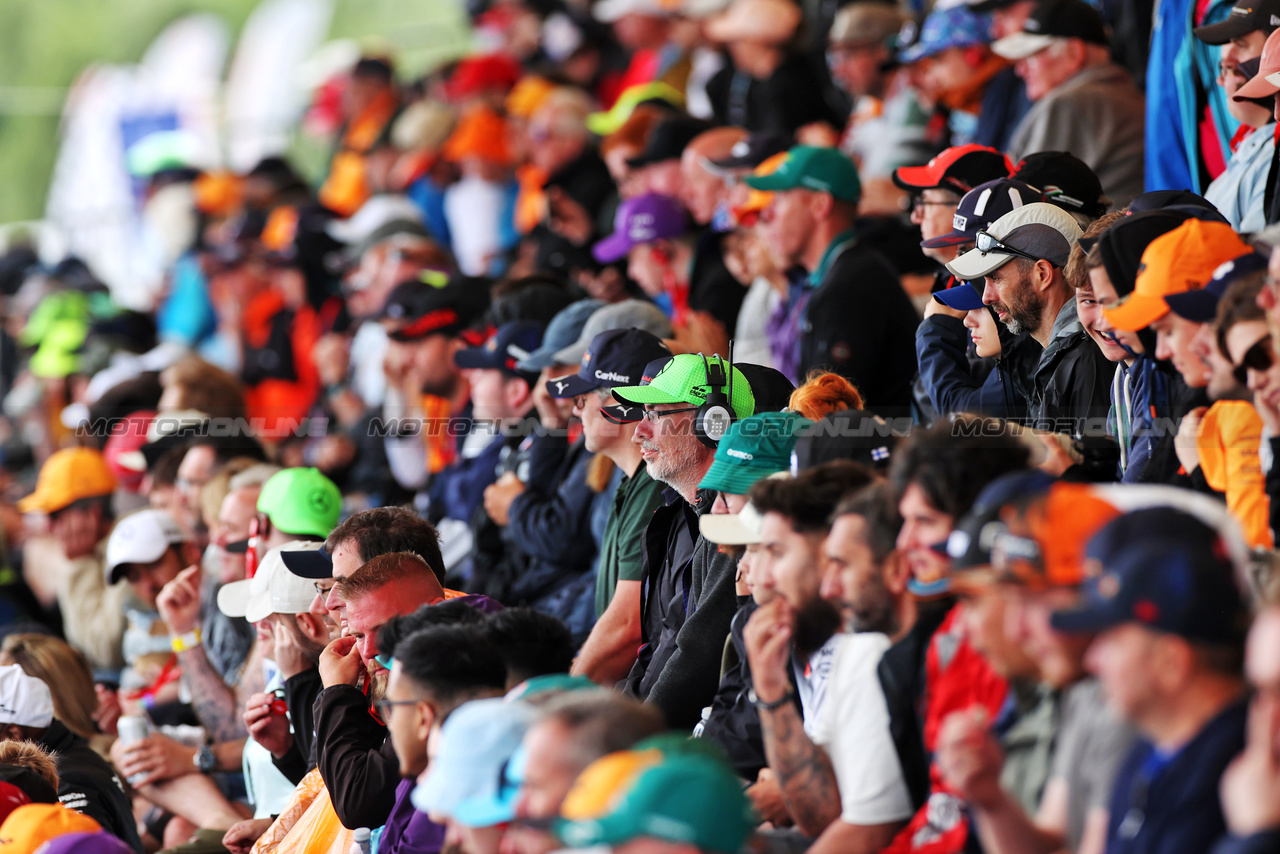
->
[706,53,843,134]
[272,666,324,785]
[39,721,144,852]
[799,233,920,417]
[314,684,400,830]
[1021,303,1116,434]
[623,487,740,729]
[699,601,769,779]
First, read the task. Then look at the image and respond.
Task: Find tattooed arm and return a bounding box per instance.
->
[744,599,841,837]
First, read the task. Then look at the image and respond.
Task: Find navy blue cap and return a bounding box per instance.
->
[602,355,671,424]
[454,321,546,381]
[934,281,985,311]
[280,546,334,579]
[1050,507,1248,644]
[1165,252,1269,323]
[546,328,672,400]
[922,178,1044,249]
[517,300,604,372]
[1127,189,1222,215]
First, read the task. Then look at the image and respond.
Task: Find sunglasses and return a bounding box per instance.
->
[974,230,1045,265]
[1234,335,1274,386]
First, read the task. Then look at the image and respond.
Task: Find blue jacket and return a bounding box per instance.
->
[915,314,1036,423]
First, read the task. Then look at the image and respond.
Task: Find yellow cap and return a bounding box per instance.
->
[18,448,116,515]
[0,803,100,852]
[559,749,663,820]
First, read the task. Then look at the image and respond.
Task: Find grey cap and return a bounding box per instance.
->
[946,202,1083,281]
[516,299,605,372]
[830,3,908,46]
[552,299,674,365]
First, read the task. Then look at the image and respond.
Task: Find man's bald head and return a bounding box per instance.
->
[680,126,749,224]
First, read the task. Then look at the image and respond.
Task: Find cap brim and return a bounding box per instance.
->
[244,591,274,625]
[1163,289,1221,323]
[992,32,1055,60]
[587,109,626,136]
[452,792,519,829]
[741,172,796,193]
[454,349,501,371]
[891,163,945,191]
[1049,600,1127,635]
[602,404,644,424]
[1193,17,1252,45]
[1234,72,1280,100]
[592,233,635,264]
[515,346,561,373]
[934,283,986,311]
[224,538,250,554]
[907,577,953,597]
[920,229,974,249]
[546,372,600,400]
[946,247,1016,281]
[16,492,53,514]
[279,547,333,579]
[699,459,783,495]
[217,578,254,618]
[699,512,761,545]
[611,384,686,406]
[1101,293,1169,332]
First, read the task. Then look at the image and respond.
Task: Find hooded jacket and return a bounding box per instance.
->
[915,311,1040,423]
[1022,300,1116,435]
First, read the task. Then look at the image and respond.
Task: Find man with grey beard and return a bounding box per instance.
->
[948,202,1114,432]
[610,353,757,729]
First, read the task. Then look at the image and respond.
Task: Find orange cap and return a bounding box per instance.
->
[18,448,116,515]
[193,171,243,218]
[261,205,299,254]
[442,107,514,166]
[505,76,558,119]
[990,483,1122,588]
[732,151,789,224]
[1103,219,1251,332]
[0,803,101,852]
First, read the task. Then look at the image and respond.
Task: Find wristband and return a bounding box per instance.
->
[748,687,795,712]
[171,629,202,653]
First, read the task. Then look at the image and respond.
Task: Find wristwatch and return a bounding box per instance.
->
[748,687,795,712]
[194,744,216,775]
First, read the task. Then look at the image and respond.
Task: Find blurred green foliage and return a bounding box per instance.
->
[0,0,470,223]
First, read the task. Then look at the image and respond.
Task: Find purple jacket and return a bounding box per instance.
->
[379,778,446,854]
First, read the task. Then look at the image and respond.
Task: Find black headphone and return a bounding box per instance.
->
[695,346,736,449]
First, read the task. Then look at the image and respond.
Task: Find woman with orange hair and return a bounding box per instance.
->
[787,369,865,420]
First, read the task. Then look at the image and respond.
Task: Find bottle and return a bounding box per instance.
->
[350,827,372,854]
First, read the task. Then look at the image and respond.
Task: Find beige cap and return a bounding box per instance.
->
[829,3,908,47]
[704,0,802,44]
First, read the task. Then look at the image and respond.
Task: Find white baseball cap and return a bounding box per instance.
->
[105,509,187,584]
[0,665,54,728]
[218,541,325,622]
[699,500,767,546]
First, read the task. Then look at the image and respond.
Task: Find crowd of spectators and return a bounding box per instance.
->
[3,0,1280,852]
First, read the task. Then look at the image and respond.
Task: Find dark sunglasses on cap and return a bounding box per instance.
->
[1233,335,1274,386]
[974,230,1044,265]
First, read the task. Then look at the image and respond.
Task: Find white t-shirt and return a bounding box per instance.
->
[812,632,914,826]
[795,635,839,739]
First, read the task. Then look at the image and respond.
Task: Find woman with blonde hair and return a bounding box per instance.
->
[0,634,109,748]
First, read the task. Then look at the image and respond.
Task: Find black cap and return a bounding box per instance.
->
[1194,0,1280,45]
[790,409,899,473]
[0,766,58,804]
[1126,189,1223,215]
[280,546,334,579]
[546,328,673,400]
[706,131,795,171]
[454,321,546,381]
[1012,151,1109,218]
[1090,210,1196,297]
[602,355,672,423]
[993,0,1108,54]
[380,274,490,341]
[626,117,713,169]
[736,363,795,413]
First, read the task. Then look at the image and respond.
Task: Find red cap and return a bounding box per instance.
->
[443,54,523,101]
[892,144,1013,194]
[103,411,155,493]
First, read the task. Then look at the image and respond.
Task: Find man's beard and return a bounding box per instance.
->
[368,665,390,703]
[998,271,1045,337]
[844,574,899,636]
[644,433,705,494]
[793,597,843,658]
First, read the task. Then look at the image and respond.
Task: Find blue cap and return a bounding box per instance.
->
[1050,507,1248,644]
[1164,252,1269,323]
[516,300,605,372]
[546,328,673,400]
[934,281,986,311]
[411,698,535,826]
[898,6,992,63]
[454,321,546,381]
[922,178,1044,249]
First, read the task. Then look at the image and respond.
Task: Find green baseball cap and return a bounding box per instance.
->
[257,468,341,538]
[700,411,811,495]
[554,754,756,854]
[742,145,862,203]
[611,353,755,419]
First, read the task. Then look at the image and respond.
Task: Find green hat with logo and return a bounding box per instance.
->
[554,754,756,854]
[611,353,755,419]
[742,145,862,203]
[700,411,811,495]
[257,467,341,538]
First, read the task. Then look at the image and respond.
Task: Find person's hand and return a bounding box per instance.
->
[223,817,275,854]
[483,473,526,526]
[1176,406,1207,474]
[923,298,967,321]
[547,188,594,245]
[744,598,794,704]
[314,333,352,389]
[319,636,363,688]
[52,509,99,560]
[1255,388,1280,436]
[1036,432,1076,477]
[273,618,311,681]
[747,768,793,827]
[795,122,840,148]
[110,732,197,787]
[244,691,294,759]
[93,684,122,737]
[936,707,1006,810]
[1220,692,1280,836]
[156,565,203,637]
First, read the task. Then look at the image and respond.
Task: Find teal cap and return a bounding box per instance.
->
[700,411,812,494]
[742,145,862,203]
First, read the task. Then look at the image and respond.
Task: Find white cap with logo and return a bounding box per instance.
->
[0,665,54,729]
[105,509,187,585]
[218,541,325,623]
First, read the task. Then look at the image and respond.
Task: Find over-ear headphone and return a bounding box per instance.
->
[695,346,736,448]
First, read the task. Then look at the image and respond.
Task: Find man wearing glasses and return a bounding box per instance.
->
[607,353,755,729]
[948,201,1114,433]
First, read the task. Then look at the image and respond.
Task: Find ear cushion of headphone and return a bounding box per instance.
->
[697,402,735,448]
